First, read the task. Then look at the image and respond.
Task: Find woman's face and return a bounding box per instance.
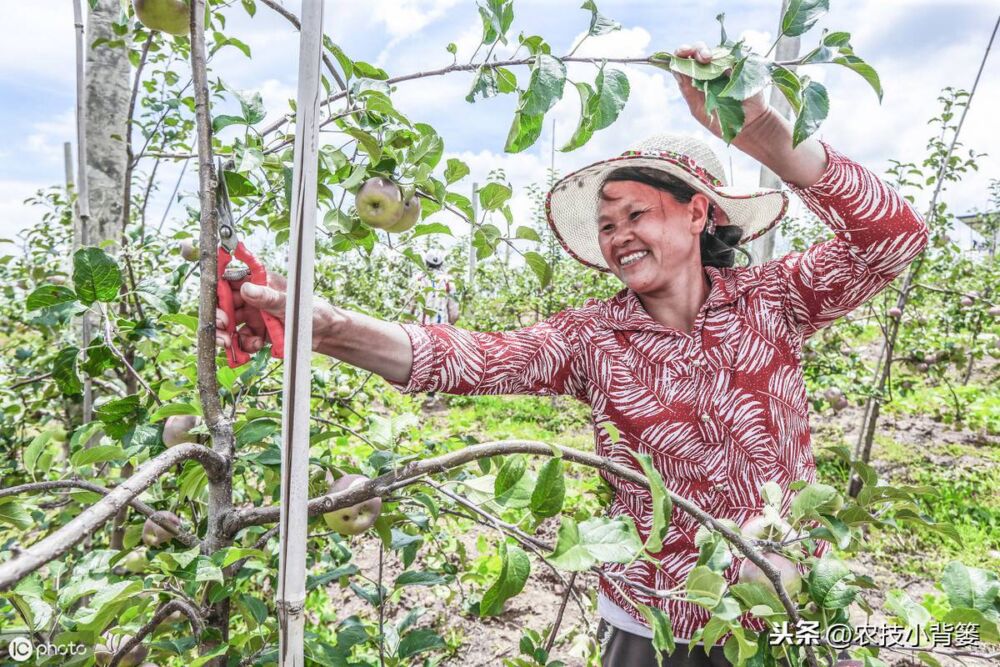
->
[597,180,710,295]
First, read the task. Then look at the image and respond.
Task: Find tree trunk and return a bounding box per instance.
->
[750,0,800,266]
[81,0,130,248]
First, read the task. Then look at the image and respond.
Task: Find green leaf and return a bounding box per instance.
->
[444,158,470,184]
[637,603,675,664]
[587,67,630,132]
[397,628,446,659]
[560,66,629,153]
[720,55,770,101]
[149,402,201,422]
[723,626,759,666]
[223,169,258,197]
[561,82,596,152]
[71,444,127,468]
[531,458,565,518]
[685,565,727,608]
[479,182,513,211]
[0,498,32,530]
[940,607,999,643]
[514,226,541,242]
[196,557,224,583]
[480,542,531,616]
[26,285,77,311]
[730,583,788,621]
[24,431,55,478]
[808,556,858,609]
[395,571,453,588]
[769,64,803,114]
[834,53,883,101]
[478,0,514,46]
[634,453,672,553]
[667,47,736,80]
[73,247,122,304]
[212,114,246,133]
[940,561,1000,614]
[505,112,544,153]
[781,0,829,37]
[520,54,566,116]
[495,455,527,497]
[885,590,933,629]
[412,222,452,238]
[53,346,83,396]
[790,482,841,521]
[523,251,552,289]
[547,517,642,571]
[792,80,829,147]
[581,0,621,36]
[702,77,745,144]
[342,127,382,162]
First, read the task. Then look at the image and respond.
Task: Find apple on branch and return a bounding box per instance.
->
[356,177,406,230]
[133,0,190,36]
[162,414,201,447]
[323,473,382,536]
[142,510,182,548]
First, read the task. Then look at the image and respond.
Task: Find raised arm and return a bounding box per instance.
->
[775,141,929,339]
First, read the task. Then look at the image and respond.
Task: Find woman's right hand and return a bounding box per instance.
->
[215,272,346,355]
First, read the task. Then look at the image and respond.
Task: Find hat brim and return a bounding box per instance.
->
[545,153,789,271]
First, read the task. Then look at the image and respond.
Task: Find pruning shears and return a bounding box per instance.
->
[216,158,285,368]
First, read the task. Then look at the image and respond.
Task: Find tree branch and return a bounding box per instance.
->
[0,443,225,590]
[0,479,199,548]
[220,439,814,664]
[109,599,205,667]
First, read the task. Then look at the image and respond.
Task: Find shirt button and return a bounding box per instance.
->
[712,483,727,492]
[700,413,710,423]
[692,359,704,367]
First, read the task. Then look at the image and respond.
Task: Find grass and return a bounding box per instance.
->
[882,380,1000,435]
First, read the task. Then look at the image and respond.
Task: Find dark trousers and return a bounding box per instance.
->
[598,620,730,667]
[598,621,853,667]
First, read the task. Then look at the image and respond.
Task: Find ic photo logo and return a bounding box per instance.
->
[6,636,33,662]
[3,633,89,662]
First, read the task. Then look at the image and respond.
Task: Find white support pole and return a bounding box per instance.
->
[277,0,324,665]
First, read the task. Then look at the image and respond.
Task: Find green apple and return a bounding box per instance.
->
[322,474,382,536]
[122,549,149,574]
[163,414,200,447]
[738,552,802,597]
[741,514,793,542]
[142,510,182,548]
[385,194,422,233]
[179,238,200,262]
[133,0,190,36]
[356,177,404,230]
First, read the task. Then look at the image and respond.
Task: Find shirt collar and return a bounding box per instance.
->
[600,266,751,332]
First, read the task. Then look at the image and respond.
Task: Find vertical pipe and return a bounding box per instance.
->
[277,0,325,664]
[468,182,479,289]
[749,0,799,265]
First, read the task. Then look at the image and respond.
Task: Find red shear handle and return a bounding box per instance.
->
[217,247,251,368]
[233,242,286,360]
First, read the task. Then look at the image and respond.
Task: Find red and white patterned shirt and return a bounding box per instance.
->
[390,144,928,640]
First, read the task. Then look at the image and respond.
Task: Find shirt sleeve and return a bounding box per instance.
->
[776,142,930,339]
[387,308,588,401]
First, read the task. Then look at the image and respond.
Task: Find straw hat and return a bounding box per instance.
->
[545,134,789,271]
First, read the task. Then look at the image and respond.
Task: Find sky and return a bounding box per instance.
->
[1,0,998,247]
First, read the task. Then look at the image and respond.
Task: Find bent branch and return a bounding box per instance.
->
[0,479,199,548]
[109,599,205,667]
[0,443,225,590]
[222,439,816,665]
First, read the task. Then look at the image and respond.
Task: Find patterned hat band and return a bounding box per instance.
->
[545,134,790,272]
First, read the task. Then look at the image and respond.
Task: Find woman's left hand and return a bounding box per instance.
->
[670,41,772,141]
[670,41,827,187]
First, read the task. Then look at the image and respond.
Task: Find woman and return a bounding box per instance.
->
[216,43,928,666]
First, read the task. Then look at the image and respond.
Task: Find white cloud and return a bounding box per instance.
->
[23,111,76,167]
